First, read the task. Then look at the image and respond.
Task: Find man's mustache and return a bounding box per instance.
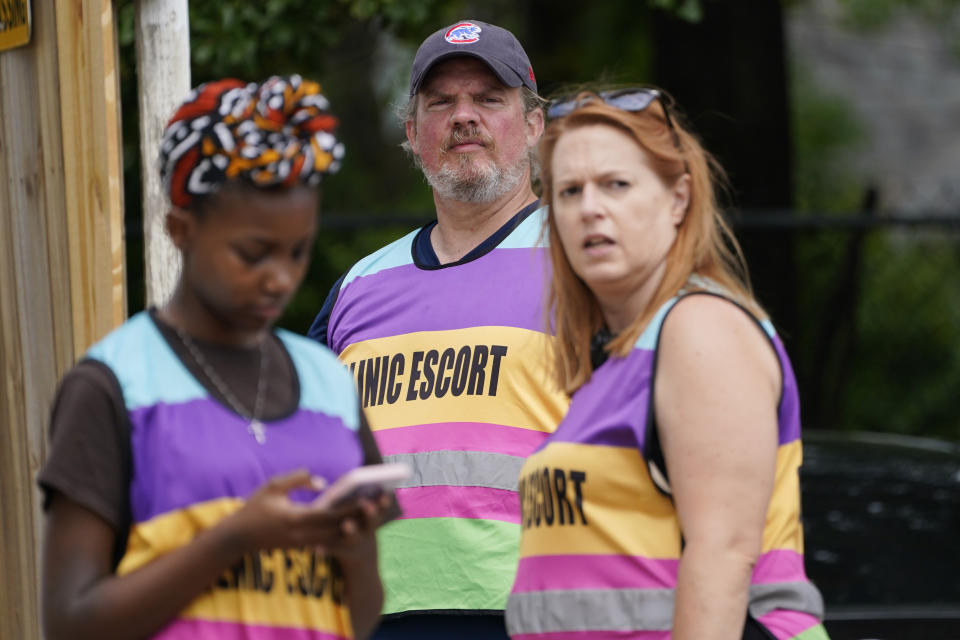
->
[443,126,495,152]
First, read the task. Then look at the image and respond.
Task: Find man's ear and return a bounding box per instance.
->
[405,118,419,156]
[165,207,195,251]
[525,107,545,147]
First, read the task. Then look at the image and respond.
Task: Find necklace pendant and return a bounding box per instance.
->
[249,419,267,444]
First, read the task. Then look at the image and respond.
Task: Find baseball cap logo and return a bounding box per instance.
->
[445,22,482,44]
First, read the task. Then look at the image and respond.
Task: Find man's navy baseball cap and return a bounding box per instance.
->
[409,20,537,96]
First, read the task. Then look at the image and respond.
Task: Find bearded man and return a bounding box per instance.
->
[308,20,568,640]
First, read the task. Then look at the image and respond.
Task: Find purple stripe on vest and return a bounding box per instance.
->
[154,619,349,640]
[545,349,654,451]
[771,335,802,446]
[512,555,680,592]
[395,485,520,523]
[328,248,549,352]
[553,333,800,450]
[128,399,362,523]
[374,422,548,458]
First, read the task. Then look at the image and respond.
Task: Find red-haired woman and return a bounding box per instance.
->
[506,89,830,640]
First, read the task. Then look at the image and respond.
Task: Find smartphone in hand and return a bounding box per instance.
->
[313,463,411,510]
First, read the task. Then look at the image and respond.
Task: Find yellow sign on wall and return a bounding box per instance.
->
[0,0,31,52]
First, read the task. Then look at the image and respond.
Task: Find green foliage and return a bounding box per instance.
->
[794,227,960,440]
[845,232,960,439]
[789,55,960,441]
[115,1,960,441]
[532,2,655,96]
[118,0,672,320]
[789,229,960,440]
[834,0,960,64]
[117,0,451,315]
[790,65,866,213]
[183,0,450,81]
[789,63,863,433]
[647,0,703,22]
[343,0,437,23]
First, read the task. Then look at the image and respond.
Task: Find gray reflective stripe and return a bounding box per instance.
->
[749,580,825,619]
[506,581,824,634]
[383,451,525,491]
[506,589,675,633]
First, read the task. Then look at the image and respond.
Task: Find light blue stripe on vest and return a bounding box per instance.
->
[685,275,778,338]
[760,317,776,338]
[498,206,548,250]
[341,228,419,288]
[634,297,681,351]
[632,278,778,351]
[276,330,359,430]
[86,312,207,411]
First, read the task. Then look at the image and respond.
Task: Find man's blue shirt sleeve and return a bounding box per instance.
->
[306,273,346,348]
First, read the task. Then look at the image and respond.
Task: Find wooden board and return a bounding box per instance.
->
[56,0,127,355]
[0,1,125,637]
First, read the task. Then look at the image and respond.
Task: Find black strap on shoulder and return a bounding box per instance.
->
[642,289,778,499]
[642,297,679,499]
[641,289,782,639]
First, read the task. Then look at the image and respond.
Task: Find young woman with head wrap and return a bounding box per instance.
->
[38,75,393,640]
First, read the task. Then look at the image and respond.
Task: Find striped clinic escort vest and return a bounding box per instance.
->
[88,312,363,640]
[326,207,569,614]
[507,285,830,640]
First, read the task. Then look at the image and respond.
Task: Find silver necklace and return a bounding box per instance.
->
[175,327,269,444]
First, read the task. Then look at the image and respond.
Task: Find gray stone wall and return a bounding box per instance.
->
[787,0,960,213]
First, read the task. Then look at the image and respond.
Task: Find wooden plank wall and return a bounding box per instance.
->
[0,1,125,638]
[57,0,127,349]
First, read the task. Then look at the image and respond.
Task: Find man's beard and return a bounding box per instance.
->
[420,127,529,203]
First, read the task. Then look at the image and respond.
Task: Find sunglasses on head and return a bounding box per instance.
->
[546,88,688,171]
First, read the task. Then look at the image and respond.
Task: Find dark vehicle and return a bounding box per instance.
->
[801,431,960,640]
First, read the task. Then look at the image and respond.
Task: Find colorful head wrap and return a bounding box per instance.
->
[159,74,344,208]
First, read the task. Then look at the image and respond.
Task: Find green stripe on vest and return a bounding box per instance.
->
[378,517,520,614]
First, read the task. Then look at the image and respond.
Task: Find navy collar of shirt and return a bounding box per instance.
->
[411,200,541,269]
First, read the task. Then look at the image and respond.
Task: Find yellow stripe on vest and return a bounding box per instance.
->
[117,498,352,634]
[517,440,806,559]
[518,443,682,559]
[763,439,805,554]
[340,326,568,432]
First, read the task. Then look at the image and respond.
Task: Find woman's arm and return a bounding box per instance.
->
[332,499,386,640]
[654,295,781,640]
[42,470,382,640]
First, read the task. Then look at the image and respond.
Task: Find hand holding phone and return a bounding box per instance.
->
[313,462,411,510]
